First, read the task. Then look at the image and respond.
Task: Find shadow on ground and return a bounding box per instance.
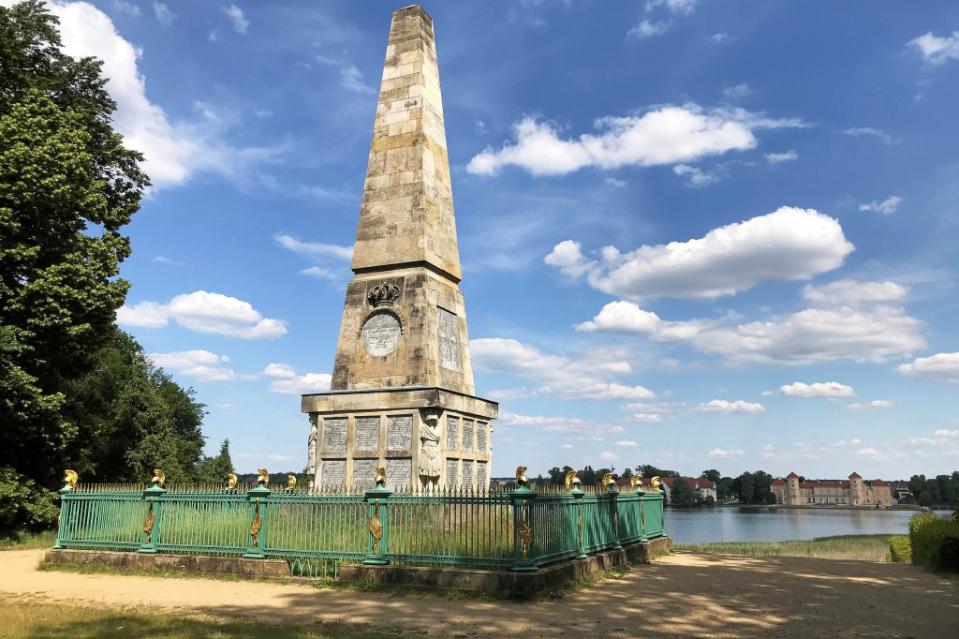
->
[204,554,959,639]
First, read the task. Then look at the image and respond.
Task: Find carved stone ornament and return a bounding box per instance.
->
[361,312,402,357]
[418,411,442,479]
[366,283,401,308]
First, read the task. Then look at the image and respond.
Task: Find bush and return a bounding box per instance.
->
[0,467,59,540]
[909,512,959,572]
[889,535,911,563]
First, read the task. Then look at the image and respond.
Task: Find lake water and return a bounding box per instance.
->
[664,507,951,544]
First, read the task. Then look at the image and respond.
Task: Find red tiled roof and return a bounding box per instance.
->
[849,471,862,479]
[771,479,785,486]
[661,476,716,490]
[786,472,800,479]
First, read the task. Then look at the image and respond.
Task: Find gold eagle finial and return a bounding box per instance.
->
[63,469,78,490]
[151,469,165,487]
[257,468,269,486]
[630,475,645,490]
[515,465,528,486]
[287,474,297,490]
[564,469,581,491]
[651,476,662,491]
[375,466,386,487]
[601,472,615,489]
[227,473,238,489]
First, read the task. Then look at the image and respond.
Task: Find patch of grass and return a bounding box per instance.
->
[674,534,894,562]
[0,530,56,551]
[0,598,408,639]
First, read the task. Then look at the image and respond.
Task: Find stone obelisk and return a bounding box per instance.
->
[302,5,497,492]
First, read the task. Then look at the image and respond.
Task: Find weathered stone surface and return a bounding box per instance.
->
[43,549,288,579]
[305,5,496,491]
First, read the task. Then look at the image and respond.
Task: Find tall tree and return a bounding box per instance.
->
[701,469,721,483]
[196,439,235,485]
[0,0,147,486]
[670,477,696,508]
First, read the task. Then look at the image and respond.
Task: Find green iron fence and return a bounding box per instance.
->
[54,481,665,573]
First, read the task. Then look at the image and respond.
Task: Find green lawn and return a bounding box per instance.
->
[673,534,894,562]
[0,530,56,551]
[0,599,412,639]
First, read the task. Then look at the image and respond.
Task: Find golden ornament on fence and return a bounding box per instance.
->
[375,466,386,488]
[151,469,165,487]
[601,472,615,489]
[515,466,528,486]
[630,475,645,490]
[517,518,533,560]
[227,473,238,489]
[63,469,78,490]
[250,501,262,547]
[368,501,383,553]
[257,468,269,486]
[287,475,297,490]
[650,476,662,491]
[564,469,581,491]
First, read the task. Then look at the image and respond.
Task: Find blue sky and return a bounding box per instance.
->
[30,0,959,479]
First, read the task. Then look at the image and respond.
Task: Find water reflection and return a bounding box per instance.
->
[664,507,950,543]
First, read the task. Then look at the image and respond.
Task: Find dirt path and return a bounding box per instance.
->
[2,550,957,638]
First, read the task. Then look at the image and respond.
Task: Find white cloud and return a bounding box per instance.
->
[802,279,906,306]
[910,31,959,65]
[118,291,287,339]
[112,1,140,16]
[765,150,797,164]
[672,163,719,187]
[269,372,332,395]
[722,83,752,100]
[859,195,903,215]
[498,412,624,436]
[847,400,895,411]
[299,266,338,281]
[615,440,639,448]
[148,350,235,382]
[152,2,174,25]
[316,54,375,95]
[627,19,671,39]
[709,32,730,44]
[696,399,766,415]
[42,1,279,188]
[466,105,804,177]
[646,0,698,15]
[599,451,620,462]
[708,448,744,459]
[605,177,627,188]
[898,352,959,383]
[222,3,249,34]
[843,127,895,145]
[577,292,923,365]
[779,381,855,398]
[549,206,853,300]
[274,233,353,261]
[262,363,296,378]
[470,337,654,400]
[631,413,664,422]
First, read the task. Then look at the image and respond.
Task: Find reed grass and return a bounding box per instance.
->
[674,534,894,561]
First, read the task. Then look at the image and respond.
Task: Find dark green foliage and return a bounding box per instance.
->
[636,465,679,478]
[909,512,959,572]
[670,477,695,507]
[907,473,959,508]
[196,440,235,485]
[0,466,59,538]
[0,0,147,488]
[63,328,206,483]
[702,494,716,507]
[733,471,776,504]
[700,469,721,483]
[888,535,911,563]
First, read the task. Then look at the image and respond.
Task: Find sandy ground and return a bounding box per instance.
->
[2,550,957,638]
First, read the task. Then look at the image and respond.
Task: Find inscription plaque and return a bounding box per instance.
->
[462,460,475,489]
[445,458,459,488]
[320,460,346,488]
[387,415,412,450]
[354,416,379,451]
[446,415,459,450]
[463,419,474,452]
[386,458,412,490]
[323,418,347,453]
[353,459,377,490]
[438,307,460,371]
[476,423,487,453]
[477,462,487,489]
[361,312,401,357]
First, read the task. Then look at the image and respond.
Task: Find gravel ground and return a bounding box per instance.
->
[2,549,957,638]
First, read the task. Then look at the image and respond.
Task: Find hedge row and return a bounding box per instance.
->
[888,535,911,563]
[908,512,959,572]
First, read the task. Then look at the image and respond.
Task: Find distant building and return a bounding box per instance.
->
[771,472,894,506]
[660,476,717,503]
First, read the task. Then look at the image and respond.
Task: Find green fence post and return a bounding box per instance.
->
[243,476,271,559]
[53,470,76,549]
[608,482,622,550]
[571,483,586,559]
[363,470,392,565]
[139,479,166,554]
[637,485,648,543]
[510,472,537,572]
